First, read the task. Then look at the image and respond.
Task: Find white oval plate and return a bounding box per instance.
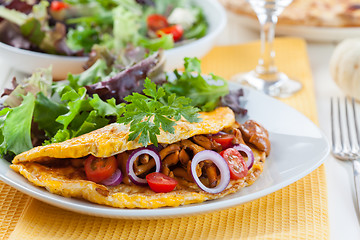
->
[0,0,226,80]
[237,15,360,43]
[0,83,330,219]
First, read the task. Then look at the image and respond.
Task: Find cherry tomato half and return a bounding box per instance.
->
[156,24,184,42]
[211,133,234,149]
[84,155,117,183]
[220,148,248,180]
[50,1,68,11]
[146,172,178,193]
[147,14,168,31]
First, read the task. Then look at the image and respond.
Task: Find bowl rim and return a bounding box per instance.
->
[0,41,88,61]
[0,0,227,61]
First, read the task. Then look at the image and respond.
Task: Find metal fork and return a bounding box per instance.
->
[331,97,360,214]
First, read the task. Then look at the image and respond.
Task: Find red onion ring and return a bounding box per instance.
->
[211,131,227,137]
[101,169,123,186]
[191,150,230,194]
[233,144,254,169]
[126,147,161,186]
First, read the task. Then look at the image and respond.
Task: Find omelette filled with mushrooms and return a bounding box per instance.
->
[10,107,270,209]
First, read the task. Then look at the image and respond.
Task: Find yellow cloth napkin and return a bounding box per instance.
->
[0,37,329,239]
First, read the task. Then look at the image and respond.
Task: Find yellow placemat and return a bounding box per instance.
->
[0,183,30,239]
[1,37,328,239]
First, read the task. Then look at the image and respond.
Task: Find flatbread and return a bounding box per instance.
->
[220,0,360,27]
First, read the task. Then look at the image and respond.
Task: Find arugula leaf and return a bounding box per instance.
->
[0,93,35,156]
[118,78,200,147]
[163,57,229,111]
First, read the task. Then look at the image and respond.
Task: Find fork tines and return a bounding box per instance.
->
[331,97,360,160]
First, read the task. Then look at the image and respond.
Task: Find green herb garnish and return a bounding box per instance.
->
[118,78,201,147]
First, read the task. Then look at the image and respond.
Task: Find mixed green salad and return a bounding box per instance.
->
[0,0,208,56]
[0,48,246,161]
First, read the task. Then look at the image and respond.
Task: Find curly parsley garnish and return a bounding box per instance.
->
[118,78,201,147]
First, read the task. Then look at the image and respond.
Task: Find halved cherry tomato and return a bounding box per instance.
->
[220,148,248,180]
[156,24,184,42]
[211,133,234,149]
[50,1,68,11]
[84,155,117,183]
[147,14,168,31]
[146,172,178,193]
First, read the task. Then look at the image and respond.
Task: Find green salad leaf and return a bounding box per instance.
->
[34,92,68,137]
[163,57,229,111]
[20,18,45,46]
[66,26,101,53]
[4,66,52,108]
[0,6,27,26]
[0,93,35,156]
[68,59,110,90]
[138,34,174,52]
[47,87,124,144]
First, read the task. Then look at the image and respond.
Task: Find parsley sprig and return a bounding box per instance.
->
[118,78,201,147]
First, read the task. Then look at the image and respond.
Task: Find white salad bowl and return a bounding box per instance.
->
[0,0,226,80]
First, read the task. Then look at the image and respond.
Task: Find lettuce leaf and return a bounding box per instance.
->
[45,87,124,144]
[163,57,229,111]
[138,34,174,52]
[0,93,35,156]
[66,26,100,53]
[68,59,110,90]
[4,66,52,108]
[34,92,68,137]
[112,4,141,51]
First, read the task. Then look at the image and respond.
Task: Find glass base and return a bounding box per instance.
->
[232,71,302,98]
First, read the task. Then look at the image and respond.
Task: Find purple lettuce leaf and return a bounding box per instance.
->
[0,21,33,49]
[220,88,248,116]
[135,0,155,6]
[85,52,165,104]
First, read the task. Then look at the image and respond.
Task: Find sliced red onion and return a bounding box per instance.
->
[126,147,161,186]
[191,150,230,194]
[101,169,123,186]
[211,131,227,136]
[233,144,255,170]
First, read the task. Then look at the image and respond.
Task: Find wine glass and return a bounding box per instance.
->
[232,0,302,98]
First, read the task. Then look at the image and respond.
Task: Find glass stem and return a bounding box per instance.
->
[256,13,278,76]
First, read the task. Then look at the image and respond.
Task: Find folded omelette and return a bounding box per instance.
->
[10,107,270,208]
